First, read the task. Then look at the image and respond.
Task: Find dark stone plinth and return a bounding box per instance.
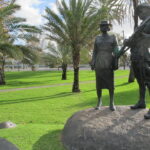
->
[62,106,150,150]
[0,121,16,129]
[0,138,19,150]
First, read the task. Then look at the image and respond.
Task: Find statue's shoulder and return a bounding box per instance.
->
[109,34,117,41]
[96,35,101,38]
[95,35,102,41]
[110,34,116,38]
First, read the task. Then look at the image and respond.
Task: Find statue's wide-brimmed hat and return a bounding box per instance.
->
[100,21,111,26]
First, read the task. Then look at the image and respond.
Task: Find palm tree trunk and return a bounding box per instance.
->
[72,50,80,92]
[123,64,126,70]
[62,63,67,80]
[133,0,139,30]
[0,57,6,85]
[23,63,25,70]
[31,65,36,71]
[128,0,139,83]
[17,62,20,71]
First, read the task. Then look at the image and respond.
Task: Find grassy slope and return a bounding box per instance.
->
[0,70,129,90]
[0,70,149,150]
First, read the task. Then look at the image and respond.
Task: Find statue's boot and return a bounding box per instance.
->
[109,105,116,111]
[109,89,115,111]
[95,106,101,110]
[95,100,102,110]
[144,109,150,119]
[95,89,102,110]
[130,101,146,109]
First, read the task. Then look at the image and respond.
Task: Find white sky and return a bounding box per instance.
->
[15,0,46,25]
[112,21,134,38]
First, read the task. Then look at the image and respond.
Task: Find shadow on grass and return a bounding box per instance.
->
[115,82,130,87]
[0,89,96,106]
[67,88,144,109]
[0,92,73,105]
[32,97,146,150]
[32,129,65,150]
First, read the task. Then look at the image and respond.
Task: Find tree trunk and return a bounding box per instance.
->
[123,64,126,70]
[31,65,36,71]
[23,63,25,70]
[133,0,139,30]
[62,63,67,80]
[128,0,138,83]
[72,49,80,92]
[0,57,6,85]
[0,71,5,85]
[17,62,20,71]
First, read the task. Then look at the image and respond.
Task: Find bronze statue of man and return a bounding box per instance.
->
[124,3,150,118]
[91,21,119,111]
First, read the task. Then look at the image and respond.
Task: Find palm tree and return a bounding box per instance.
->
[0,0,41,84]
[19,45,40,71]
[44,0,98,92]
[43,0,102,92]
[0,43,22,84]
[42,52,60,68]
[46,42,71,80]
[92,0,124,23]
[119,53,130,70]
[22,34,42,71]
[80,48,91,64]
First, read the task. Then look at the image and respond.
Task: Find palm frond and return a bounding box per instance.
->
[0,42,23,59]
[47,42,72,64]
[0,4,20,19]
[18,45,40,65]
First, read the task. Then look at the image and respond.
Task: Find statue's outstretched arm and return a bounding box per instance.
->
[142,32,150,38]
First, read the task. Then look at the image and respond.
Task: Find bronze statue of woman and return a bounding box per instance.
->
[91,21,118,111]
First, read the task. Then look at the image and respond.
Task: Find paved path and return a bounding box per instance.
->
[0,75,128,93]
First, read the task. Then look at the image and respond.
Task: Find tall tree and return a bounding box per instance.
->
[119,53,130,70]
[92,0,124,23]
[0,0,41,84]
[22,34,42,71]
[43,0,122,92]
[46,42,71,80]
[43,0,100,92]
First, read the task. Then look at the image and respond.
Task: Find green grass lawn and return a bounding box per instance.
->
[0,70,129,89]
[0,70,149,150]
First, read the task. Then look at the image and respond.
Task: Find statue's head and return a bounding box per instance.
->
[136,3,150,20]
[100,21,111,33]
